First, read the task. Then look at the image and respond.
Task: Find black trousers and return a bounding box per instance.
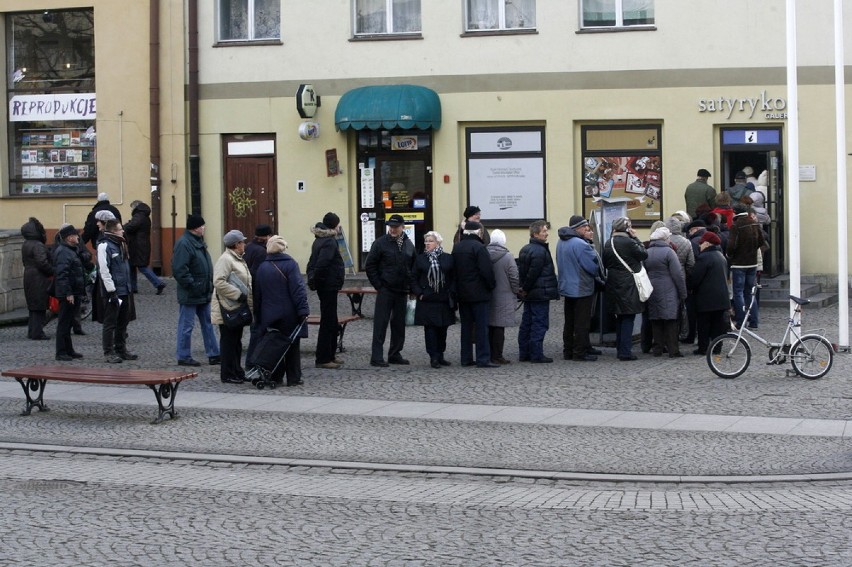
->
[315,288,339,364]
[219,323,246,381]
[102,295,131,355]
[371,289,407,363]
[28,309,47,339]
[424,325,449,360]
[562,294,594,359]
[55,298,79,357]
[488,326,505,361]
[696,310,728,353]
[651,319,680,356]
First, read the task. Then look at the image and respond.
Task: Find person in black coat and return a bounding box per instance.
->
[52,225,87,361]
[517,220,559,363]
[21,217,53,340]
[365,214,416,367]
[688,231,731,355]
[411,231,456,368]
[81,192,122,247]
[242,223,273,368]
[123,200,166,294]
[452,221,497,368]
[602,217,648,361]
[306,213,346,369]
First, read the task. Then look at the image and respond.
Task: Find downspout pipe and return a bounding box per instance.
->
[149,0,163,269]
[188,0,201,215]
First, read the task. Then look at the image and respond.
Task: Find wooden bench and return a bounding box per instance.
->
[1,365,199,424]
[339,287,377,317]
[306,314,361,353]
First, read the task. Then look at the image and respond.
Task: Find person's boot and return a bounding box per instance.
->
[117,350,139,361]
[104,351,123,364]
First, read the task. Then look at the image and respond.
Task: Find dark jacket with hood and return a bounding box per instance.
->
[517,238,559,302]
[254,252,310,338]
[602,233,647,315]
[452,233,495,302]
[171,230,214,305]
[123,202,152,267]
[21,218,53,311]
[688,244,731,312]
[306,223,345,292]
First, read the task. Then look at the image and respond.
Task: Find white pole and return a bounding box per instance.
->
[835,0,849,350]
[786,0,801,317]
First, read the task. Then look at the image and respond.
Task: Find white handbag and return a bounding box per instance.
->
[610,239,654,302]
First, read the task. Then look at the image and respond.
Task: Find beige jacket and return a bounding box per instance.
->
[211,248,253,325]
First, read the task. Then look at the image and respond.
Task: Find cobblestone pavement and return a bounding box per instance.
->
[2,450,851,566]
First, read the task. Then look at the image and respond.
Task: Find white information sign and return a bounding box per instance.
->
[468,157,544,221]
[361,220,376,252]
[360,167,375,208]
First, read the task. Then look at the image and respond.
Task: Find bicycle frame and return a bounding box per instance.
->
[723,284,805,364]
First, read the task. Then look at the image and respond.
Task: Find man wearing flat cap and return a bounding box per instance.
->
[365,214,416,367]
[453,205,490,245]
[171,214,220,367]
[727,171,750,203]
[684,169,716,220]
[52,225,87,361]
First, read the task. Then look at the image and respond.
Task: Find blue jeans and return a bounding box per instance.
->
[731,267,757,328]
[615,313,637,358]
[130,265,165,292]
[518,301,550,361]
[176,303,219,361]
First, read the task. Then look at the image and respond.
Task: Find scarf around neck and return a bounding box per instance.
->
[426,246,444,292]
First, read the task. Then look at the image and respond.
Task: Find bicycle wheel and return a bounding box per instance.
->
[790,335,833,379]
[707,333,751,379]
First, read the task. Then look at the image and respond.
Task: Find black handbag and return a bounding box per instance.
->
[218,296,252,329]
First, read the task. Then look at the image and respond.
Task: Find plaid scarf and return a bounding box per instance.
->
[393,232,405,251]
[426,247,444,292]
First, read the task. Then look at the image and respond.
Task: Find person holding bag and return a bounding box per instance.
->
[603,217,648,361]
[211,230,253,384]
[411,231,456,368]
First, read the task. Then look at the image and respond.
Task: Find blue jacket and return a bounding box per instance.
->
[171,230,214,305]
[254,253,310,338]
[556,227,603,298]
[518,238,559,302]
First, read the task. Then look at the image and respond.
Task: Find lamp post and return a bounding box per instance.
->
[785,0,801,319]
[834,0,849,350]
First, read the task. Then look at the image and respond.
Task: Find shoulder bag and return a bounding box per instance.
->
[610,239,653,302]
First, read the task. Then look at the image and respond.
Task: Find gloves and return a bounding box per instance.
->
[238,293,247,304]
[106,291,118,305]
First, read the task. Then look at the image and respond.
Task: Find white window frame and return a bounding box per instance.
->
[217,0,281,43]
[353,0,422,37]
[580,0,654,29]
[465,0,536,32]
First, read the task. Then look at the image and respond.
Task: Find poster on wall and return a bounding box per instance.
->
[582,155,662,225]
[468,157,545,221]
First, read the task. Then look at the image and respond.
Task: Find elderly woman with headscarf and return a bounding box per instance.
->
[253,235,309,386]
[645,226,687,358]
[411,230,456,368]
[602,217,647,361]
[486,229,520,365]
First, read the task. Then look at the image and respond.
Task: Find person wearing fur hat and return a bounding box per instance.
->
[688,231,730,355]
[123,200,166,295]
[21,217,53,340]
[452,205,491,246]
[645,226,687,358]
[306,213,345,369]
[412,231,457,368]
[556,215,604,362]
[171,214,220,367]
[602,217,647,361]
[93,219,137,363]
[52,225,86,361]
[485,229,519,365]
[81,192,122,246]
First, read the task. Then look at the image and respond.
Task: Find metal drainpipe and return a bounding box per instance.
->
[149,0,163,269]
[188,0,201,215]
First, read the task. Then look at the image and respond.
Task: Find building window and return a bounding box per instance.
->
[581,125,663,227]
[581,0,654,28]
[7,9,97,197]
[354,0,421,36]
[466,0,536,31]
[218,0,280,42]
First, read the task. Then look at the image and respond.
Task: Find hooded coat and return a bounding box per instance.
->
[123,202,153,267]
[644,240,687,320]
[254,252,309,338]
[556,226,603,298]
[21,218,53,311]
[306,224,345,292]
[486,242,520,328]
[171,230,214,305]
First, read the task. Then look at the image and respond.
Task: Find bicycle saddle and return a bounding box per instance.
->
[789,295,810,305]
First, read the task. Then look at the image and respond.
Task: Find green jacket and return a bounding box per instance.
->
[171,230,214,305]
[684,179,716,218]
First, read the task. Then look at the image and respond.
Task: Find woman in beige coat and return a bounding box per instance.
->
[211,230,253,384]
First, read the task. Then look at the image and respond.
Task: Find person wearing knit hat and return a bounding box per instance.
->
[602,216,646,361]
[645,220,686,358]
[82,193,122,246]
[306,211,346,370]
[557,214,604,362]
[253,234,310,386]
[171,212,219,367]
[485,229,520,365]
[688,226,730,355]
[52,223,87,361]
[684,169,717,220]
[453,205,491,246]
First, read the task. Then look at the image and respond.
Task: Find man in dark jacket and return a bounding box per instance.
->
[365,214,415,367]
[242,223,273,368]
[171,214,220,367]
[306,212,345,369]
[517,220,559,363]
[52,225,87,361]
[124,200,166,295]
[727,204,766,329]
[82,192,122,247]
[453,221,497,368]
[95,219,137,363]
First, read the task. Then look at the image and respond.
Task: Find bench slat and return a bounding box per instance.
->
[2,365,197,385]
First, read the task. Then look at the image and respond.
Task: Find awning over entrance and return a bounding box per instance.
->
[335,85,441,131]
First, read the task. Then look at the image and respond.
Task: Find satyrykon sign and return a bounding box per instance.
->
[698,90,787,120]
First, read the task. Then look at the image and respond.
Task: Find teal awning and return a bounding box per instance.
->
[335,85,441,131]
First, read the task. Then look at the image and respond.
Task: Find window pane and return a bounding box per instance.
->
[467,0,499,30]
[582,0,615,27]
[506,0,535,28]
[392,0,421,33]
[623,0,654,25]
[253,0,280,39]
[220,0,248,40]
[355,0,387,34]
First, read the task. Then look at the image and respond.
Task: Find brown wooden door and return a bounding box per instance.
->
[223,156,276,236]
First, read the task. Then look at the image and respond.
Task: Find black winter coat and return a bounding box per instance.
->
[123,202,152,267]
[306,225,345,292]
[21,218,53,311]
[517,238,559,302]
[688,246,731,312]
[53,242,86,298]
[603,233,648,315]
[255,253,310,339]
[410,251,456,327]
[82,201,122,246]
[365,233,415,294]
[452,235,495,302]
